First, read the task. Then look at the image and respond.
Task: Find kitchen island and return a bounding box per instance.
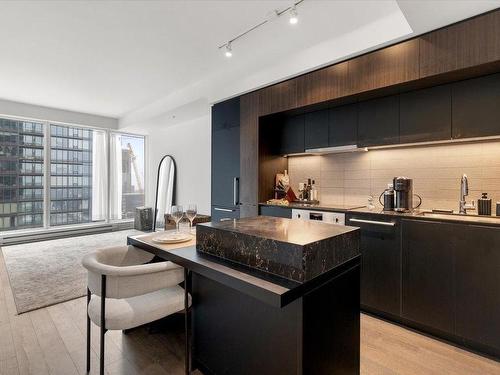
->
[128,216,360,375]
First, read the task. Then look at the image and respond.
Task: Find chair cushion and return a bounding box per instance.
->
[88,286,189,330]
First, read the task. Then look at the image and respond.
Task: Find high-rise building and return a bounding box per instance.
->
[49,124,93,226]
[0,118,44,230]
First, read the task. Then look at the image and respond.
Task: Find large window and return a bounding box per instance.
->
[0,116,145,233]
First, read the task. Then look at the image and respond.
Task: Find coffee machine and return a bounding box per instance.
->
[393,177,416,212]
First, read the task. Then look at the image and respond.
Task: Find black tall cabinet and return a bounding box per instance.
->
[211,98,241,221]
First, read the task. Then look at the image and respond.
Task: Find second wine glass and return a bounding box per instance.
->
[186,204,197,233]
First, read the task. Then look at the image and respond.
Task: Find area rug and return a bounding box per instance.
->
[1,229,141,314]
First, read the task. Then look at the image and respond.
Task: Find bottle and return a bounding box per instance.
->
[478,193,492,216]
[311,180,318,201]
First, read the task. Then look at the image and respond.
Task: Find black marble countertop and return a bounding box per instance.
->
[196,217,360,283]
[199,216,358,246]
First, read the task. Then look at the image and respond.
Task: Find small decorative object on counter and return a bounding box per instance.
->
[496,202,500,216]
[477,193,492,216]
[134,207,153,231]
[266,198,289,206]
[367,195,375,210]
[274,170,290,199]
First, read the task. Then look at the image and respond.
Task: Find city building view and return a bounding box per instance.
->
[0,117,44,230]
[0,117,145,231]
[50,124,93,226]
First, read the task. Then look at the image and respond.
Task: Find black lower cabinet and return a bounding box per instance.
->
[210,206,240,222]
[346,214,401,317]
[402,220,455,334]
[454,225,500,352]
[259,205,292,218]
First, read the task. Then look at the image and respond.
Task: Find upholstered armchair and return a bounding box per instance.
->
[82,245,190,375]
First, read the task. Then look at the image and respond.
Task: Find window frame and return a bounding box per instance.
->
[0,113,147,236]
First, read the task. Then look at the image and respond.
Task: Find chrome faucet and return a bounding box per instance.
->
[459,174,475,214]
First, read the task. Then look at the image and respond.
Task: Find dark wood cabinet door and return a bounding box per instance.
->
[297,62,349,107]
[240,92,259,212]
[346,214,401,316]
[402,220,455,333]
[211,98,240,208]
[400,85,452,143]
[454,225,500,352]
[420,10,500,77]
[279,115,305,155]
[329,103,357,147]
[348,39,419,94]
[452,73,500,139]
[304,110,329,150]
[259,80,297,116]
[357,95,399,147]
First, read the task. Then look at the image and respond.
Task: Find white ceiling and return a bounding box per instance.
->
[0,0,499,125]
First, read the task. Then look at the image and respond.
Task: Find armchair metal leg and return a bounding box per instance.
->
[184,268,191,375]
[86,288,91,374]
[100,275,106,375]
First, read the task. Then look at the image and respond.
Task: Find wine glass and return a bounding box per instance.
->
[171,205,184,232]
[186,204,197,233]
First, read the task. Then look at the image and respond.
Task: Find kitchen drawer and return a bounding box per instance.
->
[211,207,240,222]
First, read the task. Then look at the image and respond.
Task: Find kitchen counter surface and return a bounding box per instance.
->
[348,207,500,227]
[258,202,365,212]
[260,202,500,227]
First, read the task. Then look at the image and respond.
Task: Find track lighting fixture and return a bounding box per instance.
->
[225,42,232,58]
[289,6,298,24]
[218,0,304,58]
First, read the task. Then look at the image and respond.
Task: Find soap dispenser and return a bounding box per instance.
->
[478,193,492,216]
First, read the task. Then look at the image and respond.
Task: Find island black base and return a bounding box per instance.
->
[191,259,360,375]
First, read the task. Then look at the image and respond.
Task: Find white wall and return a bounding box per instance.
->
[0,98,118,129]
[146,115,211,215]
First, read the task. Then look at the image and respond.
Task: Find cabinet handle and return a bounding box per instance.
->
[214,207,234,212]
[233,177,240,206]
[348,218,395,227]
[220,218,232,222]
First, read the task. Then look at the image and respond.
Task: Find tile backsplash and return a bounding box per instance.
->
[288,140,500,211]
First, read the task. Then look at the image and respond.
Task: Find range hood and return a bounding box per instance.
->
[304,145,368,155]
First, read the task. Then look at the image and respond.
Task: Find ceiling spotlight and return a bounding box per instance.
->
[289,5,298,24]
[225,42,233,58]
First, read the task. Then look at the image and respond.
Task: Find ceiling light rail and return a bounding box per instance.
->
[219,0,305,57]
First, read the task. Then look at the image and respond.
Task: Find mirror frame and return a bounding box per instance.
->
[153,154,177,231]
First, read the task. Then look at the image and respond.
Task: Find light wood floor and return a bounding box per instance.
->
[0,252,499,375]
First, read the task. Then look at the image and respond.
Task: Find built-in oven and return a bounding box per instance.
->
[291,209,345,225]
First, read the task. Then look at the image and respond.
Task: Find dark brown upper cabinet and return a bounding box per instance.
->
[239,92,260,215]
[348,39,419,94]
[279,115,305,155]
[304,110,329,150]
[452,73,500,139]
[328,104,357,147]
[420,11,500,78]
[358,95,399,147]
[400,85,452,144]
[259,80,297,116]
[296,62,349,107]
